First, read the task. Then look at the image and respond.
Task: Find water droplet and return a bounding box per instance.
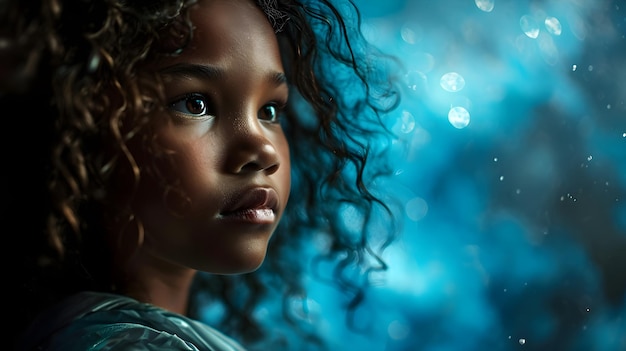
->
[622,132,626,138]
[440,72,465,92]
[493,157,498,162]
[520,15,539,38]
[519,338,526,345]
[499,176,504,181]
[544,16,562,36]
[448,106,470,129]
[474,0,494,12]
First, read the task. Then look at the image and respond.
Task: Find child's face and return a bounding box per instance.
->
[136,0,291,274]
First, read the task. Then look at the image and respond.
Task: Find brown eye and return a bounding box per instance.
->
[258,103,282,123]
[169,93,212,118]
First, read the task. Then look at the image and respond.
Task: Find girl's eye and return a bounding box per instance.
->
[169,93,212,118]
[258,103,283,123]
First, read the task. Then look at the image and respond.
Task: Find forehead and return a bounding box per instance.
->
[185,0,275,58]
[149,0,283,79]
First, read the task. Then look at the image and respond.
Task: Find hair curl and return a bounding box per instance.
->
[3,0,403,349]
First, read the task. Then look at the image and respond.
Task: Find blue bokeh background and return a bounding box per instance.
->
[300,0,626,350]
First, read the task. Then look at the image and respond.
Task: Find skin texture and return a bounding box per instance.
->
[6,0,402,345]
[122,0,291,314]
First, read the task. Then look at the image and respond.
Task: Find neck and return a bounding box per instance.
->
[121,249,198,315]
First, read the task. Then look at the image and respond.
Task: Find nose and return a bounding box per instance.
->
[224,120,280,175]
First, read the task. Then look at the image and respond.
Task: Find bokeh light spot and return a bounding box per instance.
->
[538,33,559,65]
[401,22,423,44]
[545,16,562,36]
[520,15,540,38]
[87,51,101,73]
[448,106,471,129]
[387,320,410,340]
[405,196,428,221]
[405,70,428,94]
[440,72,465,92]
[400,110,416,134]
[474,0,494,13]
[393,110,416,134]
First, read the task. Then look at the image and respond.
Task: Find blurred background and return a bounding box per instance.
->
[296,0,626,350]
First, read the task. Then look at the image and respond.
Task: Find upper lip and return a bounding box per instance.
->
[220,187,279,215]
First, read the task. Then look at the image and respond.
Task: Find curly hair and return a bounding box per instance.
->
[3,0,403,349]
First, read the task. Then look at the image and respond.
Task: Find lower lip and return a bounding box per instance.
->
[220,209,276,224]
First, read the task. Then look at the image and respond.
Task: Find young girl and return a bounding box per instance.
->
[3,0,402,349]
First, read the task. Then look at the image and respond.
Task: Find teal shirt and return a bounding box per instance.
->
[17,291,247,351]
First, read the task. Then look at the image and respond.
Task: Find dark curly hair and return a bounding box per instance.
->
[2,0,403,349]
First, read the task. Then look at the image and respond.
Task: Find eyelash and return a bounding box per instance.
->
[168,93,286,123]
[168,93,214,120]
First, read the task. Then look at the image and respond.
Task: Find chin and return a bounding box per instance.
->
[215,263,264,275]
[210,251,268,275]
[237,255,267,274]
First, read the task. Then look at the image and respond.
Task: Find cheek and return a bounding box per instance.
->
[159,127,220,191]
[177,148,216,187]
[277,135,292,206]
[143,129,223,223]
[170,147,223,219]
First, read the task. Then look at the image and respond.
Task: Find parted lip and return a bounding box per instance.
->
[220,187,279,216]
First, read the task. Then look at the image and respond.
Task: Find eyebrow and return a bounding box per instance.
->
[159,63,287,86]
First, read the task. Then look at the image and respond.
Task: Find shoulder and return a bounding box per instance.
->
[17,292,247,351]
[37,323,200,351]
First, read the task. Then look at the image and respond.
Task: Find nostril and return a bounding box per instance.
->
[264,164,279,175]
[239,162,278,174]
[226,135,281,175]
[240,162,263,173]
